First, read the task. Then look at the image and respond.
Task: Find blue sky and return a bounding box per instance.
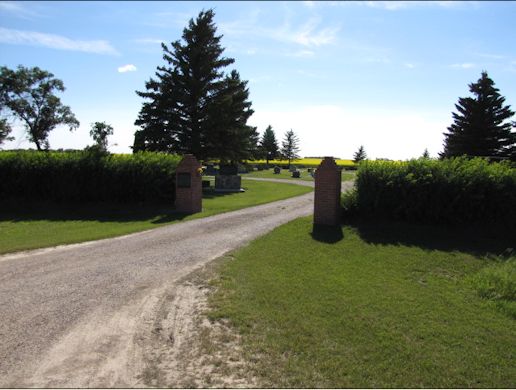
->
[1,1,515,159]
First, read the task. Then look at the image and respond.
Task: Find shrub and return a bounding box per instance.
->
[347,157,516,228]
[0,150,181,203]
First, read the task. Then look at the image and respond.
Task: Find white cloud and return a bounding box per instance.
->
[404,63,415,68]
[249,105,447,160]
[302,1,315,8]
[134,38,165,45]
[450,63,475,69]
[289,50,315,58]
[272,18,340,46]
[320,1,474,11]
[117,64,137,73]
[220,16,339,48]
[0,27,119,55]
[0,1,39,19]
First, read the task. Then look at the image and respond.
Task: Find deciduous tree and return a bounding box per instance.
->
[0,65,79,150]
[89,121,113,152]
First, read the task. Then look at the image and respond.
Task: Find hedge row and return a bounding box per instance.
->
[343,157,516,227]
[0,150,181,203]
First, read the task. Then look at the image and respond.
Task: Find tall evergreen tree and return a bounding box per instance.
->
[353,145,367,163]
[441,71,515,160]
[422,148,430,159]
[134,9,255,162]
[206,70,256,163]
[260,125,279,165]
[280,129,300,168]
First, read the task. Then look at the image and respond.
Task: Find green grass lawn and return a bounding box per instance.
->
[242,168,356,182]
[209,217,516,388]
[0,180,311,254]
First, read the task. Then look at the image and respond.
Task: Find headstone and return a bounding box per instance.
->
[314,157,342,226]
[219,164,238,175]
[205,163,218,176]
[215,164,243,192]
[175,154,202,214]
[273,166,281,174]
[292,171,300,178]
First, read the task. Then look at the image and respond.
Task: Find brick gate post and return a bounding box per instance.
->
[314,157,342,226]
[175,154,202,214]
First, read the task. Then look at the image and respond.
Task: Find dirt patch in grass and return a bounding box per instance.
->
[139,260,258,388]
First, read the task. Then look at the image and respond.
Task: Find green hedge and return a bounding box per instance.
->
[344,157,516,227]
[0,150,181,203]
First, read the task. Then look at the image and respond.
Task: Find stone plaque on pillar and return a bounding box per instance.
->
[175,154,202,214]
[314,157,342,226]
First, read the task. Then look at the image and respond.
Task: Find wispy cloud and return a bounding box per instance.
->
[472,52,506,60]
[450,63,475,69]
[220,16,339,48]
[134,38,165,45]
[288,18,339,47]
[0,27,119,55]
[333,1,475,11]
[143,11,192,29]
[289,50,315,58]
[404,63,416,69]
[0,1,40,19]
[118,64,137,73]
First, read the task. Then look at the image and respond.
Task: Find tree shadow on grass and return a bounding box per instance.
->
[311,224,344,244]
[346,217,515,258]
[0,200,189,224]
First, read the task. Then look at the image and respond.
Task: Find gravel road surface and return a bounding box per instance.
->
[0,179,353,387]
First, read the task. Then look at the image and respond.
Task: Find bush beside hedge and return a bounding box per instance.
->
[0,150,181,203]
[343,157,516,228]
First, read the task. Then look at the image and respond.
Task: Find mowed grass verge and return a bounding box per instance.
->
[209,217,516,388]
[0,180,311,254]
[242,168,356,182]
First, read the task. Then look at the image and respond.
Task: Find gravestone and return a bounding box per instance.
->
[175,154,202,214]
[292,170,300,178]
[314,157,342,226]
[205,163,218,176]
[215,164,244,193]
[273,166,281,174]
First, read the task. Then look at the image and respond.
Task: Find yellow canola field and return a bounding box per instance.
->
[250,158,356,167]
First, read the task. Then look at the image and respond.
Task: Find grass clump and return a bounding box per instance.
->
[209,217,516,388]
[470,258,516,318]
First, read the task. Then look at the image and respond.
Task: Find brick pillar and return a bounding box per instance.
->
[314,157,342,226]
[175,154,202,214]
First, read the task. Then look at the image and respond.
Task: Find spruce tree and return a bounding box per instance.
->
[353,145,367,163]
[260,125,279,165]
[441,71,515,160]
[206,70,257,164]
[280,129,300,168]
[422,148,430,159]
[134,9,255,162]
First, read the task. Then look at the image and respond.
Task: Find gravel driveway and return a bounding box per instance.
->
[0,179,353,387]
